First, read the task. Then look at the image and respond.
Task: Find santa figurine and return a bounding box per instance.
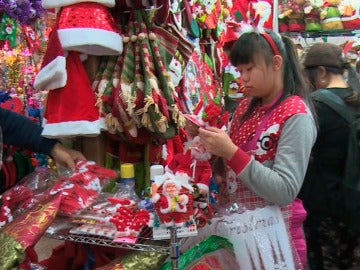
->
[151,174,194,227]
[166,136,212,195]
[164,136,213,227]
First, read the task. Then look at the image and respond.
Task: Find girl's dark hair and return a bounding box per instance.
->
[229,29,313,121]
[304,62,360,108]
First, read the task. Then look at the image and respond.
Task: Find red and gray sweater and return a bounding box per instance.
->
[225,95,317,226]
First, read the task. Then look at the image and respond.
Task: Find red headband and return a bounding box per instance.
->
[261,32,280,56]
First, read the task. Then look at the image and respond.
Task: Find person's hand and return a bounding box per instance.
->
[198,126,238,160]
[50,143,86,171]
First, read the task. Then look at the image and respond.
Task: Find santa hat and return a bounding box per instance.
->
[33,29,67,91]
[41,51,106,138]
[57,2,123,56]
[42,0,115,9]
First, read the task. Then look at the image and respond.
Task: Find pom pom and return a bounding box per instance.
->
[138,33,146,40]
[130,35,137,42]
[148,32,156,40]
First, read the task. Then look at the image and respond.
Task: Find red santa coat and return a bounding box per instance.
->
[153,185,194,226]
[167,150,212,192]
[153,193,189,214]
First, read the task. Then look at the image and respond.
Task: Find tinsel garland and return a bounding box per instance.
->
[0,0,45,25]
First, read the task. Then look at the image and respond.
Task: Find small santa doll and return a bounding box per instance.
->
[151,178,191,227]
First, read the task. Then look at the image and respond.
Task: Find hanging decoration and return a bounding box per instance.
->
[0,13,18,48]
[0,0,45,26]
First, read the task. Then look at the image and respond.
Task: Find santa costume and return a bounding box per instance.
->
[34,0,123,138]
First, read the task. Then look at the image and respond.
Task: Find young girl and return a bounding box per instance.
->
[196,29,317,268]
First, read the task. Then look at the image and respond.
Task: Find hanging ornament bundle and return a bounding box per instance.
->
[0,13,18,48]
[103,10,188,143]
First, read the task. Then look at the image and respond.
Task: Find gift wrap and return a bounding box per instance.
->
[0,195,61,269]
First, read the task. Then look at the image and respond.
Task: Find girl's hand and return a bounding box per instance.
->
[198,126,238,160]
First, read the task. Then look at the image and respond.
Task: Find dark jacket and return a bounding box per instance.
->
[299,88,350,220]
[0,107,58,156]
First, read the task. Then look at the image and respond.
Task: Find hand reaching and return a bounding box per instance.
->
[50,143,86,171]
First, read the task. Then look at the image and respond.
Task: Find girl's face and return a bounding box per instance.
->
[237,56,277,102]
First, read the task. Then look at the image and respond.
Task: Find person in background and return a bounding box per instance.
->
[187,28,317,268]
[356,59,360,75]
[0,106,85,174]
[300,42,360,270]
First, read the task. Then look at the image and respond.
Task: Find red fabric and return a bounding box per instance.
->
[290,198,307,267]
[227,148,251,175]
[118,142,144,163]
[165,139,175,166]
[40,241,128,270]
[342,19,360,30]
[149,143,163,164]
[0,97,24,114]
[44,51,100,123]
[168,151,192,176]
[167,149,212,188]
[40,29,64,69]
[19,247,38,270]
[59,3,119,32]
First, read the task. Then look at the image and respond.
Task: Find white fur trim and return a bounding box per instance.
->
[34,56,66,91]
[42,0,115,8]
[164,165,173,173]
[195,183,209,193]
[41,118,106,138]
[182,183,194,193]
[194,201,208,208]
[175,171,190,184]
[322,17,342,24]
[58,28,123,55]
[180,195,189,205]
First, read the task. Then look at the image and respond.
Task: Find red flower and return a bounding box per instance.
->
[202,101,229,129]
[202,102,222,123]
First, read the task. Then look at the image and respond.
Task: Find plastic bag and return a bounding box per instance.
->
[161,235,239,270]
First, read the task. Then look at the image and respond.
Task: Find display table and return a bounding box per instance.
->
[45,216,192,270]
